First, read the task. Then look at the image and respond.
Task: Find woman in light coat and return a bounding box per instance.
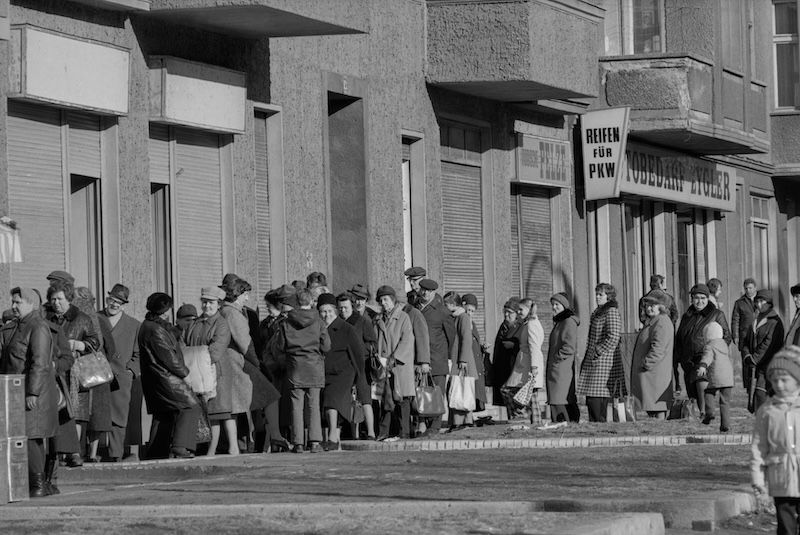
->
[577,283,626,422]
[373,286,415,440]
[630,290,674,419]
[444,291,479,430]
[501,299,544,423]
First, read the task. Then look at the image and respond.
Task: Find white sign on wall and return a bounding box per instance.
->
[581,107,630,200]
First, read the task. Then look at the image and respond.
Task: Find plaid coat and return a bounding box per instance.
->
[577,301,626,398]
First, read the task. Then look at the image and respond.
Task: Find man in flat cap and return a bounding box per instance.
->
[404,267,426,307]
[101,284,141,462]
[416,278,454,437]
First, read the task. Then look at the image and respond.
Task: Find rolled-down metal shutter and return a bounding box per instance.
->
[67,111,101,179]
[511,184,554,352]
[441,161,485,339]
[148,124,170,185]
[254,112,271,309]
[8,101,66,289]
[174,128,223,307]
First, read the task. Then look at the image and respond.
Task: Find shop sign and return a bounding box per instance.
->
[516,134,573,188]
[621,144,736,212]
[581,107,630,200]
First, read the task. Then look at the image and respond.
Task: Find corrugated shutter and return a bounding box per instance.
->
[442,161,485,339]
[254,112,271,310]
[7,101,66,289]
[511,185,554,353]
[149,124,170,184]
[67,111,101,179]
[174,128,223,307]
[401,142,411,162]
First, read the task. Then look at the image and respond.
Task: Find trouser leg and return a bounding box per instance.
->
[306,387,322,443]
[550,405,569,422]
[586,397,609,422]
[703,388,717,420]
[148,411,175,459]
[172,405,199,451]
[290,388,305,446]
[27,439,45,474]
[718,387,731,430]
[398,398,411,438]
[107,424,126,459]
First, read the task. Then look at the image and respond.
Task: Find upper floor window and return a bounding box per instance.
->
[774,0,800,108]
[603,0,665,55]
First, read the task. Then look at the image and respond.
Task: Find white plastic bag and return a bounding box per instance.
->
[448,371,476,412]
[182,345,217,399]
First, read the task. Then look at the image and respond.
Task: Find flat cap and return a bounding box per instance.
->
[200,286,226,301]
[404,266,426,278]
[418,279,438,291]
[47,270,75,284]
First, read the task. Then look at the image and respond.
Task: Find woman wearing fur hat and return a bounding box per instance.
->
[743,290,785,413]
[547,293,580,423]
[631,290,674,419]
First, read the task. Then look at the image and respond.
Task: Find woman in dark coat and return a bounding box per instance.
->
[577,283,626,422]
[743,289,785,413]
[462,294,488,412]
[46,279,101,467]
[73,287,116,463]
[1,287,59,497]
[318,294,362,450]
[630,290,674,418]
[338,292,377,440]
[139,293,199,459]
[491,298,521,405]
[547,293,580,423]
[674,283,732,417]
[183,286,236,456]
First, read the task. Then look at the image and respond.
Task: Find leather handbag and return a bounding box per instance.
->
[415,372,446,417]
[73,351,114,390]
[350,386,365,424]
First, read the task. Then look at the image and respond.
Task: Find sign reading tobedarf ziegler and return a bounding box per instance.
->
[516,134,573,188]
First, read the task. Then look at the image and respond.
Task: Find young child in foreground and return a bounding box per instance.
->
[695,321,733,432]
[751,345,800,535]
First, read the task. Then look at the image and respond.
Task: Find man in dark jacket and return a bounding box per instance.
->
[416,279,454,436]
[0,287,58,497]
[404,266,426,307]
[731,277,758,351]
[743,289,785,413]
[139,292,199,459]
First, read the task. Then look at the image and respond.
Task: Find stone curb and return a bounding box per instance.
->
[340,433,751,452]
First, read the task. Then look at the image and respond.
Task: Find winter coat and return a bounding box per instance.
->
[732,294,758,350]
[744,308,785,372]
[547,310,579,405]
[139,313,198,413]
[85,314,115,431]
[346,311,377,357]
[786,309,800,347]
[183,312,233,415]
[492,321,523,404]
[630,313,674,411]
[102,311,141,427]
[374,304,415,398]
[674,301,732,366]
[698,338,733,389]
[470,322,487,405]
[578,300,626,398]
[272,308,331,389]
[322,317,362,419]
[449,308,477,379]
[751,395,800,497]
[0,312,59,439]
[504,318,544,389]
[419,298,455,376]
[402,303,431,365]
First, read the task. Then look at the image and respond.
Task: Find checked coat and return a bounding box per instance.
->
[577,301,626,398]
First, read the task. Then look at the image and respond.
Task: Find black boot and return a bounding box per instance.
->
[45,454,60,495]
[29,473,50,498]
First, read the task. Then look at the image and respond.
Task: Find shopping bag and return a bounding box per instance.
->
[183,345,217,399]
[196,395,212,444]
[448,371,476,412]
[415,372,446,417]
[350,386,365,424]
[73,351,114,390]
[512,378,535,407]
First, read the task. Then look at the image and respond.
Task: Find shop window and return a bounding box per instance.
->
[774,0,800,108]
[622,200,655,331]
[751,195,771,287]
[676,212,696,306]
[70,176,104,301]
[603,0,665,55]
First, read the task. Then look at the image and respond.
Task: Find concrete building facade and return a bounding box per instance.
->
[0,0,793,385]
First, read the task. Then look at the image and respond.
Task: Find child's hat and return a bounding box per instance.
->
[702,321,723,340]
[768,345,800,383]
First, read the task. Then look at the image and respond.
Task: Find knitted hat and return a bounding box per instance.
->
[755,289,774,305]
[146,293,173,315]
[550,292,571,310]
[316,293,337,308]
[462,293,478,308]
[690,284,710,297]
[768,346,800,384]
[376,285,396,299]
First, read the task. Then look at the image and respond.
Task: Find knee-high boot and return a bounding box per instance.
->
[44,453,60,495]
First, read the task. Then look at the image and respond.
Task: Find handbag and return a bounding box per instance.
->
[415,372,446,417]
[448,370,476,412]
[182,345,217,399]
[350,386,365,424]
[512,377,535,407]
[73,351,114,390]
[196,395,212,444]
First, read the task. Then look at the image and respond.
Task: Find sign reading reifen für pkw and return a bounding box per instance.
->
[581,107,630,200]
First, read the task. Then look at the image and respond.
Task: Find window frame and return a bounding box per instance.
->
[773,0,800,109]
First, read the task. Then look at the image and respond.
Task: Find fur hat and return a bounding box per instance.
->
[504,297,521,311]
[316,293,337,308]
[642,289,668,308]
[768,346,800,384]
[146,293,173,315]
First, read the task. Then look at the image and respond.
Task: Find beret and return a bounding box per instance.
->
[642,289,668,307]
[462,293,478,308]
